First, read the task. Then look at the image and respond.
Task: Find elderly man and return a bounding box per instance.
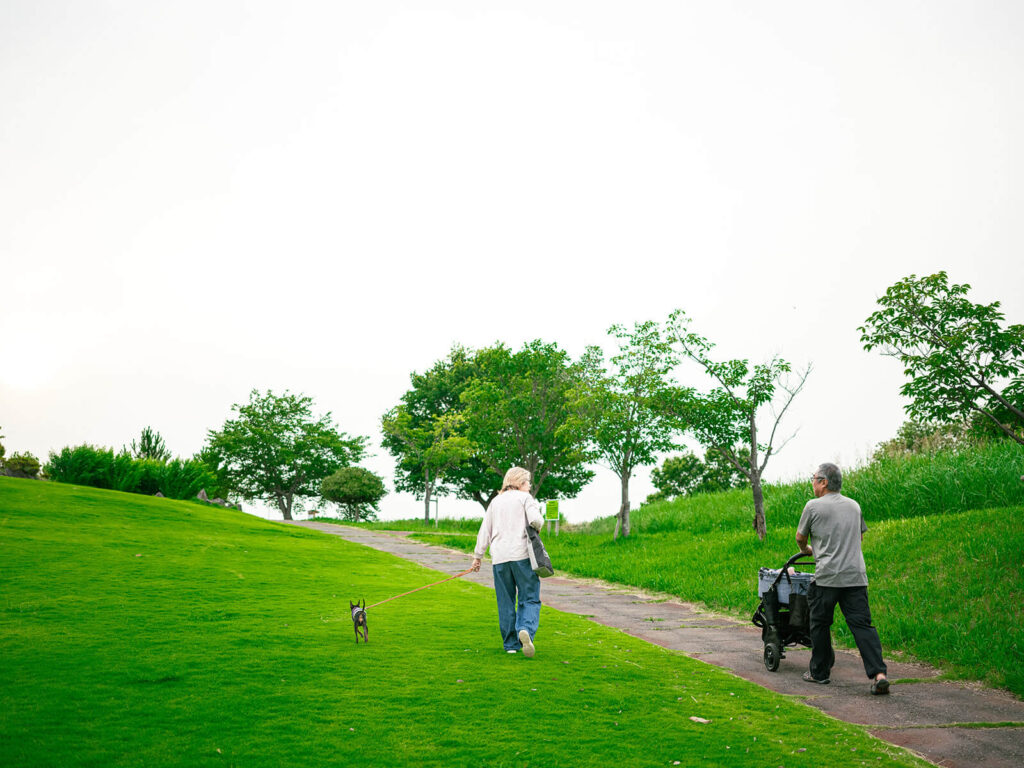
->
[796,462,890,695]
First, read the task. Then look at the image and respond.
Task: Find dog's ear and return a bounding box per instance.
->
[350,600,356,609]
[361,598,365,610]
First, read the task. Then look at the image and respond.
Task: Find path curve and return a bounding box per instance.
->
[283,520,1024,768]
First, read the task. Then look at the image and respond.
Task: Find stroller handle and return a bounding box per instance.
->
[784,552,814,569]
[771,552,815,590]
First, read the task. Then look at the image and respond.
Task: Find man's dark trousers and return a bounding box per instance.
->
[807,582,887,681]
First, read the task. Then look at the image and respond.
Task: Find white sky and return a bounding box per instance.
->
[2,1,1022,523]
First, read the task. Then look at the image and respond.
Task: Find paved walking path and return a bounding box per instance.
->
[283,521,1024,768]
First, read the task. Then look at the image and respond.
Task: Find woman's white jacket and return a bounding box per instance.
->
[473,490,545,565]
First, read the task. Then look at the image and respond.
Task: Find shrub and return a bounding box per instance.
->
[158,459,218,500]
[191,445,232,499]
[45,444,221,502]
[46,445,115,488]
[320,467,386,522]
[4,451,41,478]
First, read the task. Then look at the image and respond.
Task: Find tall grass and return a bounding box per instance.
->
[842,440,1024,519]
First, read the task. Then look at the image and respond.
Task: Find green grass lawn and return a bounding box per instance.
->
[1,478,933,767]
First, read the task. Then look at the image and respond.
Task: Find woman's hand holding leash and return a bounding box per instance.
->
[471,557,482,572]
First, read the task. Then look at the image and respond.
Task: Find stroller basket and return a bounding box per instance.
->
[758,567,812,606]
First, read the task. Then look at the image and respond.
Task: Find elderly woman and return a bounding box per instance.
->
[471,467,545,656]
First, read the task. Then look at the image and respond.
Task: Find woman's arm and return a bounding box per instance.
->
[526,496,545,531]
[472,504,493,570]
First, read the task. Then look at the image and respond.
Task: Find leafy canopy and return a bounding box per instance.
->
[575,321,687,478]
[860,271,1024,445]
[381,346,497,508]
[459,340,595,500]
[667,309,806,479]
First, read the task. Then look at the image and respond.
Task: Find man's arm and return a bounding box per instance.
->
[795,531,812,556]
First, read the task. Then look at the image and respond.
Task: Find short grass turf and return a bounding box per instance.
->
[1,478,931,768]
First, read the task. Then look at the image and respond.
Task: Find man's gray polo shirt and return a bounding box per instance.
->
[797,492,868,587]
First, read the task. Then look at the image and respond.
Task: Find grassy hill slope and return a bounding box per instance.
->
[0,477,932,768]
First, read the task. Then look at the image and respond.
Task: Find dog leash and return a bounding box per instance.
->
[365,567,475,610]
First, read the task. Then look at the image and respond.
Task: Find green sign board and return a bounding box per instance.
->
[544,499,559,521]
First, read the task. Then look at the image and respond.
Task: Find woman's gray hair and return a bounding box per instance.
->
[501,466,532,493]
[818,462,842,492]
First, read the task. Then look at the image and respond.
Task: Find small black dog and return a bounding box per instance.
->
[350,599,368,644]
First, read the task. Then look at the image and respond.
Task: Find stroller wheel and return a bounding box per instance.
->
[764,642,781,672]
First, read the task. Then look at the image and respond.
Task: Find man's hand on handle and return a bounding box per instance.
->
[471,557,482,572]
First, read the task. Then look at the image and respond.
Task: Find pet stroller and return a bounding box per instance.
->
[751,552,814,672]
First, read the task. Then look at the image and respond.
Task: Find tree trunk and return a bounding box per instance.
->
[423,470,434,523]
[472,490,499,510]
[751,471,766,540]
[748,412,765,540]
[613,470,632,541]
[279,493,293,521]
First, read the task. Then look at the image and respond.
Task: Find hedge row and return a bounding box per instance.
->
[45,445,220,501]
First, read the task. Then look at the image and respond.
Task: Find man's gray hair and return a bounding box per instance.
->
[817,462,842,492]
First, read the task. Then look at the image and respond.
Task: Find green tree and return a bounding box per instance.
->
[128,426,172,462]
[0,425,6,463]
[860,272,1024,446]
[651,448,747,499]
[460,341,595,501]
[206,389,366,520]
[320,467,386,522]
[381,346,489,512]
[572,321,687,539]
[381,406,474,522]
[667,310,811,540]
[650,452,704,499]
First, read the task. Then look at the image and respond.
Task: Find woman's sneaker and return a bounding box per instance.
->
[518,630,535,658]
